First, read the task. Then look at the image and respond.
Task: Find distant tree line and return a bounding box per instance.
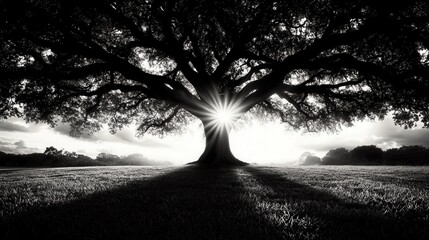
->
[300,145,429,166]
[94,152,171,166]
[0,147,171,168]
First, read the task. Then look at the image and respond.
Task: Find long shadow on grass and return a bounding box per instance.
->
[0,166,286,240]
[244,166,429,240]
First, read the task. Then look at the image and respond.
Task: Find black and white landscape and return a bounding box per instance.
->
[1,0,428,239]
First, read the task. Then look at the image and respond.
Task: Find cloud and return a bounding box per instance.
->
[50,122,169,148]
[14,140,40,154]
[359,117,429,148]
[379,128,429,147]
[53,123,72,136]
[298,117,429,153]
[2,114,429,164]
[0,140,15,153]
[14,140,26,149]
[0,119,172,160]
[0,139,41,154]
[300,137,357,152]
[76,127,169,148]
[0,121,37,133]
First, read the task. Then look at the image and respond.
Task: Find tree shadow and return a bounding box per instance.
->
[0,169,22,174]
[2,166,428,240]
[243,166,429,240]
[0,166,285,240]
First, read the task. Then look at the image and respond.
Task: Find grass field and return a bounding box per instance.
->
[0,165,428,239]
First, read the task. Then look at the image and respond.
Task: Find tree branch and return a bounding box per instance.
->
[138,105,181,133]
[228,63,273,88]
[1,63,110,80]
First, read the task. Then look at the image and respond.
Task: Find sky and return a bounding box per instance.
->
[1,114,429,165]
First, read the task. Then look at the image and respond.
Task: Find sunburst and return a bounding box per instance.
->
[205,97,243,132]
[216,108,234,124]
[191,89,245,137]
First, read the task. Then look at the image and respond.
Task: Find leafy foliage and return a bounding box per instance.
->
[0,147,171,167]
[322,148,351,165]
[350,145,384,164]
[0,0,428,137]
[384,145,429,165]
[298,152,322,165]
[321,145,429,165]
[0,151,99,168]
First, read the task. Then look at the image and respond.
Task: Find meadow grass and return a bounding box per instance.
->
[0,165,428,239]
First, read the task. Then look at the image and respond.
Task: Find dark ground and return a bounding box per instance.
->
[0,165,428,240]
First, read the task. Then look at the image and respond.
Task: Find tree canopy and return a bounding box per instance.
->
[1,0,428,165]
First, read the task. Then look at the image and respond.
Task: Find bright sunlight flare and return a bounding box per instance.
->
[204,97,243,131]
[215,108,234,124]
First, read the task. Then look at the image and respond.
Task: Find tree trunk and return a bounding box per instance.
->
[190,120,247,166]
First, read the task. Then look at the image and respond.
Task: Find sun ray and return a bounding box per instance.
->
[206,98,243,132]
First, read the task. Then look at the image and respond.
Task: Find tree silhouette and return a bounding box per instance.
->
[44,146,63,156]
[350,145,383,164]
[298,152,322,165]
[1,0,428,165]
[384,145,429,165]
[322,148,351,165]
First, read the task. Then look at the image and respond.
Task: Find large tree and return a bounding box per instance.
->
[1,0,428,165]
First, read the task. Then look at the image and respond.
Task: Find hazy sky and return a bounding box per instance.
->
[1,114,429,165]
